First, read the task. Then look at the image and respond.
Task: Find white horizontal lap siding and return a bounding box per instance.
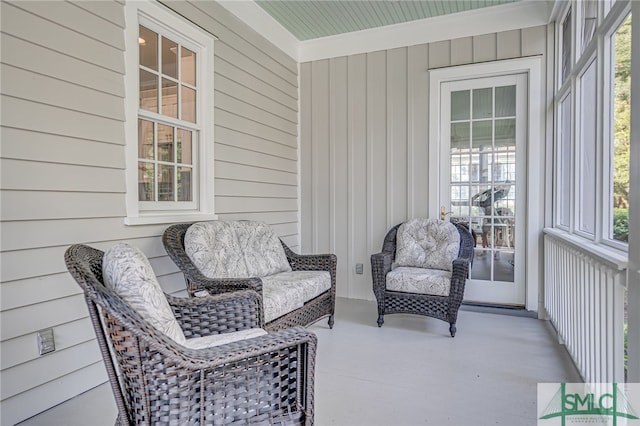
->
[160,2,301,245]
[0,0,300,423]
[300,26,546,301]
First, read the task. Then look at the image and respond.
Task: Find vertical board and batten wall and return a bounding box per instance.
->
[0,0,299,424]
[300,26,548,301]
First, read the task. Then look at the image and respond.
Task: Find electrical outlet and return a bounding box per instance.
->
[355,263,363,274]
[37,328,55,355]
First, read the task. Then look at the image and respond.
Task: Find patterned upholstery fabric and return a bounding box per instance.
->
[184,220,328,324]
[102,243,187,344]
[182,328,267,350]
[185,221,249,278]
[395,218,460,272]
[262,271,331,302]
[386,266,452,297]
[233,221,292,277]
[262,281,305,323]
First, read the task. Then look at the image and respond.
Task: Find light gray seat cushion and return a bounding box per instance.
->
[184,220,329,323]
[395,218,460,272]
[262,281,305,323]
[386,266,452,297]
[185,221,249,278]
[261,271,331,303]
[103,242,267,348]
[232,221,292,277]
[182,328,267,350]
[102,243,187,343]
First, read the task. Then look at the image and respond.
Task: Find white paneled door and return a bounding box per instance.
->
[439,74,527,306]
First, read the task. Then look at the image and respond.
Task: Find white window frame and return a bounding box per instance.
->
[552,0,631,251]
[124,0,216,225]
[603,9,633,250]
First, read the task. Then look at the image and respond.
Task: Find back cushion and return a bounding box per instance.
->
[233,221,292,277]
[102,243,186,344]
[395,218,460,272]
[185,221,249,278]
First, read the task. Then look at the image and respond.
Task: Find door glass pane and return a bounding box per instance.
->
[472,88,492,119]
[495,86,516,117]
[451,90,470,120]
[472,121,492,149]
[495,119,516,147]
[451,122,470,150]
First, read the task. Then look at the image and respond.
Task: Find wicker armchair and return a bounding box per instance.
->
[371,220,474,337]
[163,222,336,332]
[65,244,317,425]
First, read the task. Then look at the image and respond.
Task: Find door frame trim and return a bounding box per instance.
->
[428,56,544,313]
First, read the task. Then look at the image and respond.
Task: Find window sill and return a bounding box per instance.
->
[543,227,628,271]
[125,213,218,226]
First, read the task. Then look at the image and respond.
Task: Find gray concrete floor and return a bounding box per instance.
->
[18,297,581,426]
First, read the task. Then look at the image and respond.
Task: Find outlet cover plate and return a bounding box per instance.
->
[37,328,55,355]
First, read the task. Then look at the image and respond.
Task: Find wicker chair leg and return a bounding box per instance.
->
[328,314,335,329]
[377,314,384,327]
[449,323,457,337]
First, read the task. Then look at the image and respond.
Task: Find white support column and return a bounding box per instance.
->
[626,0,640,383]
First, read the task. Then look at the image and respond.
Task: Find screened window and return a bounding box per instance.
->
[577,60,597,235]
[561,8,573,84]
[610,14,632,243]
[553,1,632,249]
[581,0,598,52]
[557,94,572,228]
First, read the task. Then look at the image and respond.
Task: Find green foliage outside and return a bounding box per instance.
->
[613,208,629,242]
[612,16,631,242]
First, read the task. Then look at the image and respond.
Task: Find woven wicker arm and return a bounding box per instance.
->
[163,223,263,296]
[168,290,264,337]
[277,241,337,331]
[65,244,317,425]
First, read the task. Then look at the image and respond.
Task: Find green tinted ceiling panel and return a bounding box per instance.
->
[256,0,519,41]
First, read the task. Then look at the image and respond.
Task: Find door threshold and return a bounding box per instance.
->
[461,301,536,318]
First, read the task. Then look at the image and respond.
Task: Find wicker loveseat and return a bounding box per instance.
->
[65,243,317,425]
[164,220,336,332]
[371,218,474,337]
